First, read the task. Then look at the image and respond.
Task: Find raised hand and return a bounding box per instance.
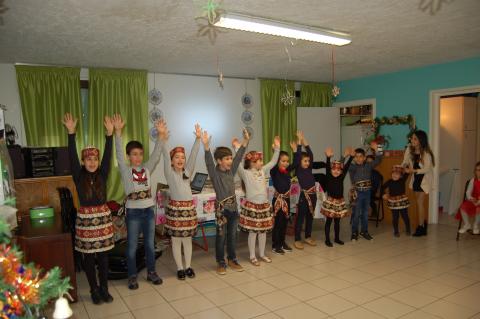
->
[104,116,114,136]
[370,141,378,152]
[343,146,354,158]
[201,131,210,148]
[325,147,334,158]
[296,130,303,143]
[112,114,125,135]
[62,113,77,134]
[156,119,168,141]
[272,136,280,149]
[290,140,297,151]
[194,123,202,139]
[242,128,250,141]
[232,138,241,150]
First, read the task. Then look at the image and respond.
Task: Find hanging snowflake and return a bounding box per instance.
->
[332,85,340,98]
[195,0,226,45]
[281,88,295,106]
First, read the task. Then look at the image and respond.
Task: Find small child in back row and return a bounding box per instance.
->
[322,147,354,247]
[382,165,411,237]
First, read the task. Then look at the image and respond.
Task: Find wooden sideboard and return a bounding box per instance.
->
[376,152,429,230]
[14,176,79,220]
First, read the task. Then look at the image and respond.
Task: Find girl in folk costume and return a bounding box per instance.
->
[382,165,411,237]
[62,113,115,305]
[456,162,480,235]
[293,131,317,249]
[322,147,354,247]
[270,147,296,255]
[159,123,202,280]
[235,135,280,266]
[402,130,434,237]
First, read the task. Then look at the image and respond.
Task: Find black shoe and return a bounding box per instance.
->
[412,226,424,237]
[360,232,373,240]
[272,248,285,255]
[185,268,196,279]
[394,232,400,238]
[99,286,113,303]
[424,221,428,235]
[90,289,103,305]
[128,276,139,290]
[177,270,186,280]
[334,239,344,245]
[351,233,358,241]
[325,240,333,247]
[147,271,163,285]
[282,243,293,253]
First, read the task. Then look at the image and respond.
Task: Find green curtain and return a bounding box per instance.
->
[299,82,332,107]
[88,68,149,202]
[260,79,296,160]
[15,65,84,147]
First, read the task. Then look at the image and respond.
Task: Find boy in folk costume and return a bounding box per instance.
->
[235,136,280,266]
[322,147,354,247]
[63,113,115,304]
[112,114,164,290]
[159,123,202,280]
[202,129,249,275]
[382,165,411,237]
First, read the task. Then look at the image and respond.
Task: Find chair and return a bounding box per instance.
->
[456,180,471,241]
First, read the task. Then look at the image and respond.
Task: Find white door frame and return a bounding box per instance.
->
[429,85,480,223]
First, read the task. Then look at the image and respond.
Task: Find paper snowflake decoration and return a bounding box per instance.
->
[195,0,226,45]
[281,88,295,106]
[332,85,340,98]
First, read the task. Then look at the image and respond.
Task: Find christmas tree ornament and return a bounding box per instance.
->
[52,296,73,319]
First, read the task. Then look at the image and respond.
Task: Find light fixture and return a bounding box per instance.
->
[214,13,351,46]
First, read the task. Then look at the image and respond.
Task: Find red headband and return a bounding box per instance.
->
[170,146,185,159]
[245,151,263,162]
[81,147,99,160]
[392,165,404,173]
[331,160,344,170]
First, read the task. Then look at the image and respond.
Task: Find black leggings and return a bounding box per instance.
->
[392,208,411,234]
[295,194,316,241]
[81,251,109,292]
[325,217,340,242]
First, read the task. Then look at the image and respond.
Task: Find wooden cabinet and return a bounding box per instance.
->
[14,176,78,220]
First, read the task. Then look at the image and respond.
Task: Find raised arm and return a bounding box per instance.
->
[145,119,165,172]
[185,124,201,177]
[232,129,249,175]
[100,116,114,179]
[342,156,354,179]
[305,145,314,168]
[263,136,281,173]
[112,114,128,172]
[202,131,216,178]
[324,147,334,177]
[293,145,302,168]
[63,113,81,182]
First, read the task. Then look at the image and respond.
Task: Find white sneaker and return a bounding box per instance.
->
[458,224,472,234]
[473,226,479,235]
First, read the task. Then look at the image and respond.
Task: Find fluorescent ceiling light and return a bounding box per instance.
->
[214,13,351,46]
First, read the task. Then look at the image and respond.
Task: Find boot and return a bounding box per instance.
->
[412,225,424,237]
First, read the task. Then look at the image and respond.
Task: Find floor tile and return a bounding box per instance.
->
[236,280,277,297]
[169,295,215,316]
[409,280,458,298]
[283,282,329,301]
[220,298,270,319]
[219,271,258,286]
[335,269,376,284]
[430,273,478,289]
[443,283,480,311]
[360,278,403,295]
[363,297,415,319]
[311,276,353,292]
[263,273,304,289]
[307,294,356,316]
[204,286,248,306]
[156,282,199,301]
[399,310,440,319]
[255,290,300,311]
[183,307,231,319]
[334,286,382,305]
[189,277,230,294]
[122,290,166,310]
[275,302,329,319]
[131,303,180,319]
[84,295,130,319]
[388,287,437,308]
[422,300,478,319]
[333,306,386,319]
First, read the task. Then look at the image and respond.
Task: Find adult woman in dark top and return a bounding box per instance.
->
[402,130,434,237]
[63,113,114,305]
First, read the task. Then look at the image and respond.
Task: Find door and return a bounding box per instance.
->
[297,107,341,162]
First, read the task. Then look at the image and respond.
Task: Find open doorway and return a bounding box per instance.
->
[430,85,480,225]
[439,93,479,225]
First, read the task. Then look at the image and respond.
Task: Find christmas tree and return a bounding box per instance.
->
[0,219,72,319]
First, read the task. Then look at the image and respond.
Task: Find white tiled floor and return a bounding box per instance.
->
[69,217,480,318]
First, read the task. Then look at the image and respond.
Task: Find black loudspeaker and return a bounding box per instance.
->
[24,147,55,177]
[7,145,26,179]
[54,147,71,176]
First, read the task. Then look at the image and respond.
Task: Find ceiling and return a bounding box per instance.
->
[0,0,479,82]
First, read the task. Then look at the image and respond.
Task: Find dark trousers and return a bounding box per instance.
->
[215,209,239,265]
[295,193,316,241]
[272,211,288,249]
[392,208,411,234]
[325,217,340,242]
[82,251,109,293]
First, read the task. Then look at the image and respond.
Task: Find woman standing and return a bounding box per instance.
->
[402,130,435,237]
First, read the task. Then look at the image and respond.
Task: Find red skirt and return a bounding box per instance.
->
[239,201,273,233]
[165,199,198,237]
[456,200,480,219]
[75,204,114,253]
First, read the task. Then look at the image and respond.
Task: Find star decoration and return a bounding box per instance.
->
[201,0,223,25]
[281,88,295,106]
[332,85,340,98]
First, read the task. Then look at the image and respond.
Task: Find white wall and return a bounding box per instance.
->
[147,73,262,184]
[0,64,26,145]
[0,63,263,184]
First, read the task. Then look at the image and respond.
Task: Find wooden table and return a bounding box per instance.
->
[16,214,78,302]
